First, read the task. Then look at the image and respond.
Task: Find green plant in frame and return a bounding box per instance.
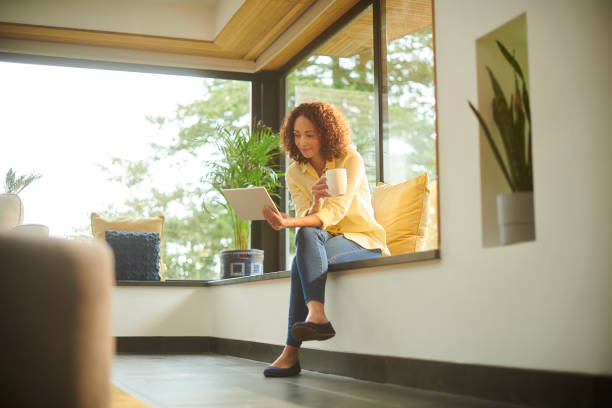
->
[469,40,533,192]
[203,121,284,250]
[3,168,42,194]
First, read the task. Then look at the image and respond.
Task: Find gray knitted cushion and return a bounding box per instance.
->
[104,230,160,281]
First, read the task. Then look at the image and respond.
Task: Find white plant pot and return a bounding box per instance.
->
[496,192,535,245]
[0,193,24,233]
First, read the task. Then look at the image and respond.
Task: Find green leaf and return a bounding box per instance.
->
[513,98,528,190]
[488,67,518,187]
[522,79,531,124]
[512,75,527,190]
[486,66,507,109]
[497,40,524,81]
[468,101,515,191]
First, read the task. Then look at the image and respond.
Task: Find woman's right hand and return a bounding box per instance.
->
[310,176,330,213]
[262,206,291,231]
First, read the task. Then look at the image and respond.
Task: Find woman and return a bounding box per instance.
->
[262,101,389,377]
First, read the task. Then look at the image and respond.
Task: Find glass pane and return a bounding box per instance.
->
[0,61,251,279]
[385,1,435,182]
[385,0,438,250]
[284,5,375,265]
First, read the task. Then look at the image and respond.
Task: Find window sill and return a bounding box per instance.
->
[115,249,440,287]
[116,280,211,287]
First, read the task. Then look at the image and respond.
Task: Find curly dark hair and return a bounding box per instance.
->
[280,101,352,164]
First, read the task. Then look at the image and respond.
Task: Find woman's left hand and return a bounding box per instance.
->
[262,206,291,231]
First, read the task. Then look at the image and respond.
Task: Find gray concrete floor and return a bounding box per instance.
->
[113,354,525,408]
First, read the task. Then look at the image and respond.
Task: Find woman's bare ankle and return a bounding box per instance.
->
[271,346,299,368]
[305,301,329,324]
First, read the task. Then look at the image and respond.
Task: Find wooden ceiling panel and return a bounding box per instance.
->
[315,0,432,58]
[315,9,373,58]
[215,0,316,60]
[387,0,432,41]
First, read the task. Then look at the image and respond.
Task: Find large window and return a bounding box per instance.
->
[385,23,436,183]
[0,61,251,280]
[283,0,438,263]
[384,1,438,250]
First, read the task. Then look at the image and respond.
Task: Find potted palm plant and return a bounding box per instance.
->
[203,121,283,278]
[0,169,42,233]
[468,40,534,245]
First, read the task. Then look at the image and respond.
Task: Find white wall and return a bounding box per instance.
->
[114,287,209,336]
[114,0,612,376]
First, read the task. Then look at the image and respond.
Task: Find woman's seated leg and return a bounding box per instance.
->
[294,227,333,305]
[286,258,307,348]
[294,227,334,326]
[269,258,304,369]
[325,235,382,265]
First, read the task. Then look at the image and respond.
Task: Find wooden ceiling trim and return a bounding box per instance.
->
[315,8,372,57]
[0,22,227,58]
[0,38,258,73]
[258,0,360,71]
[214,0,315,59]
[242,0,316,61]
[254,0,337,72]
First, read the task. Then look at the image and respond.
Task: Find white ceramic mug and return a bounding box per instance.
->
[326,168,347,197]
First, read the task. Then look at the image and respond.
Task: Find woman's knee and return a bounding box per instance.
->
[295,226,321,245]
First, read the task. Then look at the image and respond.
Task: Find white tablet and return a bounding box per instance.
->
[222,187,279,220]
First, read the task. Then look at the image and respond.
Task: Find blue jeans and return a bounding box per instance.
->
[286,227,381,347]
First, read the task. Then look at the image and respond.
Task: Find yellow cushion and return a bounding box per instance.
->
[372,173,430,255]
[91,212,166,280]
[423,179,439,251]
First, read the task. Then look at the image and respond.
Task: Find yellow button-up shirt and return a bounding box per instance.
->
[286,147,390,256]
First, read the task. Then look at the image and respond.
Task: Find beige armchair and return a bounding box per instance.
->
[0,235,115,407]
